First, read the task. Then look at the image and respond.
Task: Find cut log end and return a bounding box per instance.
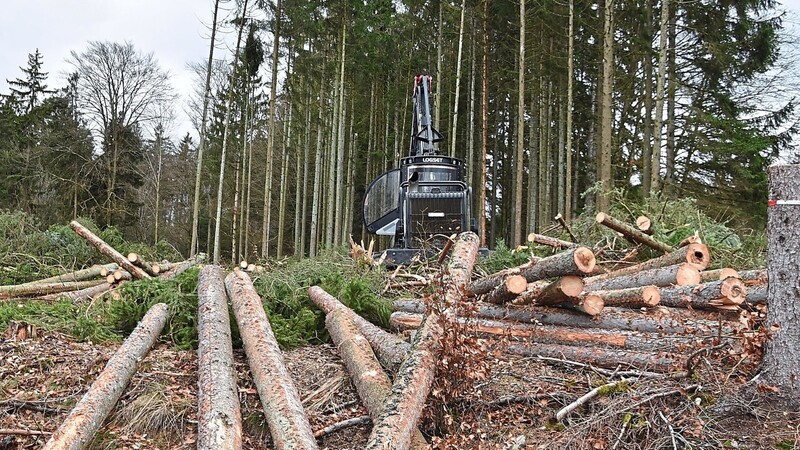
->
[636,215,653,234]
[686,243,710,268]
[239,260,249,269]
[506,275,528,295]
[720,277,747,305]
[582,295,604,316]
[595,212,607,224]
[642,286,661,307]
[126,252,138,263]
[573,247,597,273]
[676,264,701,286]
[560,276,585,297]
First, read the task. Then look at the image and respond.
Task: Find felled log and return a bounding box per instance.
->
[699,268,739,283]
[40,282,113,301]
[31,263,118,285]
[585,263,700,292]
[0,279,106,299]
[659,277,746,310]
[738,269,767,286]
[197,266,242,449]
[636,215,654,235]
[677,234,703,248]
[365,232,479,450]
[527,233,577,249]
[746,284,767,306]
[42,303,169,450]
[392,299,741,335]
[127,253,157,277]
[325,309,427,448]
[584,243,710,284]
[159,256,203,281]
[554,213,578,242]
[469,247,595,297]
[515,276,585,306]
[150,262,176,275]
[106,270,132,285]
[308,286,410,373]
[225,270,318,449]
[69,220,151,280]
[483,275,528,304]
[506,343,682,373]
[590,286,661,308]
[596,212,674,253]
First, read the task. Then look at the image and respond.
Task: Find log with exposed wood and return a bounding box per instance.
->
[506,343,682,373]
[636,215,654,235]
[105,270,131,285]
[483,274,528,304]
[40,282,114,301]
[390,312,714,353]
[226,270,318,449]
[0,279,107,299]
[69,220,151,280]
[738,269,766,286]
[308,286,410,373]
[527,233,577,249]
[584,263,700,292]
[469,247,595,296]
[28,263,118,285]
[325,308,427,448]
[595,212,674,253]
[658,277,746,310]
[515,276,585,306]
[159,255,204,280]
[699,268,739,283]
[584,243,710,284]
[746,284,767,306]
[590,285,661,308]
[554,213,578,242]
[42,303,169,450]
[126,253,157,277]
[365,232,479,450]
[150,262,176,275]
[677,234,702,248]
[534,290,604,317]
[392,299,743,335]
[197,266,242,449]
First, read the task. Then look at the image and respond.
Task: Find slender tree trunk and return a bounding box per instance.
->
[153,131,163,245]
[261,0,282,259]
[468,18,477,205]
[514,0,526,246]
[191,0,220,257]
[277,102,292,258]
[310,70,326,257]
[665,7,676,189]
[650,0,670,193]
[557,101,566,217]
[642,5,654,198]
[450,0,467,158]
[480,0,489,246]
[598,0,614,213]
[565,0,574,223]
[528,89,538,232]
[333,22,347,247]
[435,0,443,131]
[297,88,312,256]
[243,85,255,260]
[213,0,248,264]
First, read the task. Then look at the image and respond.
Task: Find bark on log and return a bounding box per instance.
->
[483,275,528,304]
[595,212,674,253]
[739,269,767,286]
[590,286,661,308]
[31,263,118,285]
[677,234,702,248]
[636,215,653,235]
[506,343,682,373]
[699,268,739,283]
[0,279,106,299]
[366,232,479,450]
[392,299,742,335]
[69,220,151,280]
[159,256,203,281]
[325,309,427,448]
[197,266,242,449]
[151,262,177,275]
[42,303,169,450]
[40,282,113,301]
[746,284,767,306]
[515,276,585,306]
[585,263,700,292]
[226,270,318,449]
[584,243,710,284]
[527,233,577,249]
[308,286,410,373]
[467,257,540,296]
[658,277,746,309]
[127,253,157,277]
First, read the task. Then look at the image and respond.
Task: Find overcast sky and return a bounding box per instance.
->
[1,0,799,143]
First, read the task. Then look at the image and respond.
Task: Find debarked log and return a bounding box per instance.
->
[42,303,169,450]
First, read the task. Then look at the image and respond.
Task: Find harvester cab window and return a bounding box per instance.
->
[363,169,401,235]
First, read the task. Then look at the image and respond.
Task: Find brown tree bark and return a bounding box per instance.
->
[585,263,700,292]
[40,282,113,301]
[127,253,157,277]
[69,220,151,279]
[584,243,710,284]
[31,263,118,285]
[225,270,318,449]
[515,276,585,306]
[595,212,674,253]
[527,233,578,249]
[483,275,528,304]
[467,257,540,296]
[658,278,746,309]
[699,268,739,283]
[746,284,766,306]
[0,279,106,299]
[197,266,242,449]
[42,303,169,450]
[365,232,479,450]
[325,309,427,448]
[308,286,410,373]
[506,343,682,373]
[590,285,661,308]
[738,269,767,286]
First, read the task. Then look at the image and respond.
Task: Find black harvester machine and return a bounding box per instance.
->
[362,75,478,264]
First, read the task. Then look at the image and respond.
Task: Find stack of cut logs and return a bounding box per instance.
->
[0,220,203,302]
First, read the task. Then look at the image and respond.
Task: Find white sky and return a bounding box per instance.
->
[0,0,799,144]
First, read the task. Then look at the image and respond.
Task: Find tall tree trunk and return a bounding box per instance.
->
[557,100,566,217]
[277,103,292,258]
[435,0,443,131]
[665,7,676,189]
[191,0,220,257]
[514,0,526,246]
[468,18,477,207]
[213,0,248,264]
[310,70,326,257]
[153,131,163,245]
[598,0,615,213]
[480,0,489,246]
[528,89,538,233]
[296,88,312,256]
[650,0,670,193]
[565,0,575,223]
[642,4,654,198]
[261,0,282,259]
[450,0,467,158]
[243,84,256,261]
[333,22,347,247]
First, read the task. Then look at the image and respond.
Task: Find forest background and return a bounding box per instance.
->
[1,0,799,264]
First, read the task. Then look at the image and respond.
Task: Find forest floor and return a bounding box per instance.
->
[2,324,799,450]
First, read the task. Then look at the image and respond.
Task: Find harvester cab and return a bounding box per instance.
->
[362,75,478,264]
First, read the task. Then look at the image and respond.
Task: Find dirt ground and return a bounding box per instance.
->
[2,325,799,449]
